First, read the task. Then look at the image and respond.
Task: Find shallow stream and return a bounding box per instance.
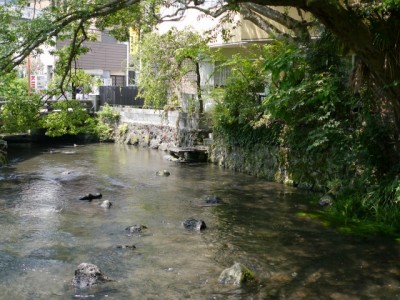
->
[0,143,399,299]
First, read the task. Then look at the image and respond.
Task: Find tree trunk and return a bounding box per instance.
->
[195,62,203,114]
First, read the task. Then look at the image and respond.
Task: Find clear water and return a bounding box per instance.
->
[0,143,399,299]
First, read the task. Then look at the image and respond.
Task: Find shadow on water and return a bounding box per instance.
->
[202,181,400,299]
[2,131,98,166]
[0,143,400,299]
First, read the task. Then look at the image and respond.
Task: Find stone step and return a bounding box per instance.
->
[168,146,208,162]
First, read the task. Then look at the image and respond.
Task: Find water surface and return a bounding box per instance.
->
[0,143,399,299]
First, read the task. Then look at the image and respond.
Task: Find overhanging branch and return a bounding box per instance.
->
[239,3,288,39]
[0,0,142,74]
[241,3,310,40]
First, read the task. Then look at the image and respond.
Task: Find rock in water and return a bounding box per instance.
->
[100,200,112,208]
[116,245,136,250]
[218,262,255,286]
[125,224,148,235]
[79,193,103,201]
[318,194,334,207]
[204,195,222,205]
[156,170,170,176]
[72,263,112,288]
[182,218,207,231]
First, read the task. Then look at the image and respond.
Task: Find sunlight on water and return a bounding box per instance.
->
[0,143,399,299]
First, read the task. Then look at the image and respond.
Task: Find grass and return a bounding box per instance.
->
[297,192,400,240]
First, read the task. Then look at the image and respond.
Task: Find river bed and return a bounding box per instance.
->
[0,143,399,299]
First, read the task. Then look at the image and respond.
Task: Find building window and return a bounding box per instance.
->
[111,75,125,87]
[214,62,231,87]
[128,71,136,86]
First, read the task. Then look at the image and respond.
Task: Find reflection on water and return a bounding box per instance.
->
[0,143,399,299]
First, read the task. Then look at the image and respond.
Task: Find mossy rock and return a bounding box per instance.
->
[0,153,6,166]
[144,134,150,145]
[218,262,255,286]
[129,135,139,145]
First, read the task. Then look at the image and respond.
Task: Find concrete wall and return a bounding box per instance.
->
[112,107,211,150]
[113,107,179,127]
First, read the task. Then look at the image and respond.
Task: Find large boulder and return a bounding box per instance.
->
[218,262,255,286]
[72,263,112,288]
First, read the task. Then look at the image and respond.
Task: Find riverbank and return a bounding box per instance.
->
[110,107,400,238]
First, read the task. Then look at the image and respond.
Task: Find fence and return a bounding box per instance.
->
[99,86,144,107]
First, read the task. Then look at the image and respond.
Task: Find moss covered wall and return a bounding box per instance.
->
[209,137,328,191]
[209,139,290,183]
[0,139,7,166]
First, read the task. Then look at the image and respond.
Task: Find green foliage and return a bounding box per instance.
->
[138,28,214,109]
[323,177,400,237]
[0,72,32,133]
[0,96,42,133]
[42,100,94,137]
[0,96,41,133]
[97,103,120,123]
[0,0,162,101]
[94,0,159,40]
[212,46,283,147]
[93,120,114,142]
[93,104,120,141]
[0,72,28,99]
[211,34,400,236]
[260,38,361,187]
[48,44,100,97]
[117,123,128,140]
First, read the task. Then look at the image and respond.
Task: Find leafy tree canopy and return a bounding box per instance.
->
[0,0,399,115]
[137,28,216,109]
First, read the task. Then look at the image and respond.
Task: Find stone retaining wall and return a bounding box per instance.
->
[111,107,315,188]
[112,107,210,150]
[209,141,291,184]
[209,138,327,190]
[0,139,7,165]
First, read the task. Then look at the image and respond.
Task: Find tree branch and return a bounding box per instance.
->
[0,0,142,74]
[59,20,88,98]
[239,3,288,39]
[241,3,310,40]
